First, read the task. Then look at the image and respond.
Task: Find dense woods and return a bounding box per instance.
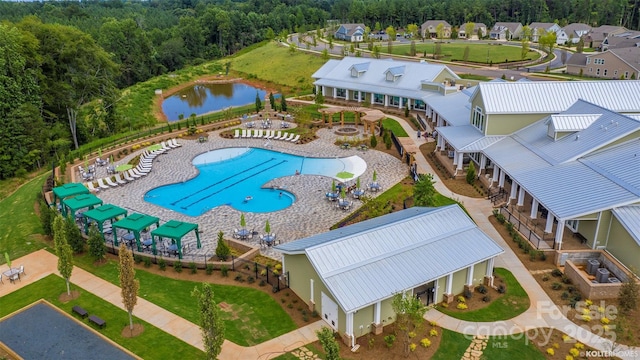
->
[0,0,638,179]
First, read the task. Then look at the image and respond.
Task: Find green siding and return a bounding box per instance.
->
[452,270,466,295]
[485,113,547,135]
[473,261,488,285]
[284,254,316,305]
[578,220,597,248]
[597,211,613,248]
[435,277,445,304]
[607,216,640,270]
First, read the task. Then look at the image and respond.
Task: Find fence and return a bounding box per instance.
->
[499,206,553,250]
[415,113,427,130]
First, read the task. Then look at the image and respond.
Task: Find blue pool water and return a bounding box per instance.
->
[145,148,364,215]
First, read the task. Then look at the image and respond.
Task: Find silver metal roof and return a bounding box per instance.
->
[426,91,471,127]
[547,114,601,132]
[279,206,503,313]
[472,81,640,114]
[435,125,485,151]
[581,138,640,197]
[612,206,640,246]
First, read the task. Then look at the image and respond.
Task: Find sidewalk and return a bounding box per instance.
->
[0,249,325,360]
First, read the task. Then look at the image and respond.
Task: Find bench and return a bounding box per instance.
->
[88,314,106,328]
[72,305,88,318]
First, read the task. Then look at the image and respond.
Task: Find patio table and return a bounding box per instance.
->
[3,268,20,283]
[263,234,276,246]
[237,229,250,240]
[326,192,339,201]
[353,189,365,198]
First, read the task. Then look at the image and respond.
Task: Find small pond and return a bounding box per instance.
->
[162,82,268,121]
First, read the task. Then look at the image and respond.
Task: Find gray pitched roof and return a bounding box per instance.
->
[426,91,471,126]
[608,47,640,71]
[562,23,591,36]
[473,81,640,114]
[277,205,504,313]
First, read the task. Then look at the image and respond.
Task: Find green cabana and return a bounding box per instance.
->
[82,204,128,239]
[52,183,89,207]
[112,213,160,252]
[151,220,201,259]
[61,194,103,218]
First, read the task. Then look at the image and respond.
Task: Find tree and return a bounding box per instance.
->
[466,162,476,185]
[39,198,55,236]
[391,292,428,355]
[87,223,107,263]
[66,214,84,253]
[54,215,74,296]
[434,42,442,58]
[118,243,139,331]
[269,92,275,110]
[215,231,230,261]
[539,30,557,54]
[255,92,262,113]
[315,91,325,106]
[372,45,381,59]
[576,37,584,53]
[370,134,378,148]
[386,25,396,41]
[410,40,416,56]
[618,270,639,314]
[280,95,288,112]
[464,22,475,39]
[192,283,225,360]
[436,23,445,41]
[316,327,340,360]
[413,173,436,206]
[407,23,419,39]
[521,39,530,60]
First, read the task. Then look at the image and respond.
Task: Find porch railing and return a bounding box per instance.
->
[499,206,555,249]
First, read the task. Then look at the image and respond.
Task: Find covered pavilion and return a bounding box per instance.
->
[82,204,128,239]
[151,220,202,259]
[51,183,89,208]
[61,194,103,218]
[112,213,160,251]
[318,106,384,135]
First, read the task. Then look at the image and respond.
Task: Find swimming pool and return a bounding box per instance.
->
[144,148,366,215]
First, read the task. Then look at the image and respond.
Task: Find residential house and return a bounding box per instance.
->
[601,30,640,50]
[334,23,366,42]
[275,205,504,346]
[421,20,452,39]
[529,22,561,42]
[458,23,487,39]
[556,23,591,45]
[312,57,461,111]
[567,47,640,79]
[585,25,628,50]
[489,22,523,40]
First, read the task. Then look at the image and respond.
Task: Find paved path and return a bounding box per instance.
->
[0,249,325,360]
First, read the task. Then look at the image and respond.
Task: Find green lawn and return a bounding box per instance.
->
[381,118,409,137]
[0,275,205,359]
[437,268,530,321]
[73,254,297,346]
[385,42,540,63]
[483,335,545,359]
[431,329,472,359]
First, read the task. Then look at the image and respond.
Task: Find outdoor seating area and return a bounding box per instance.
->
[235,129,300,143]
[1,264,25,284]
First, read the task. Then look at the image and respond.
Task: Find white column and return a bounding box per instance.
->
[321,86,326,96]
[457,152,464,170]
[437,115,443,127]
[407,99,412,109]
[316,85,321,95]
[374,301,381,324]
[345,89,349,100]
[510,182,518,200]
[530,199,539,219]
[498,171,506,188]
[399,97,403,109]
[357,91,362,103]
[466,265,474,286]
[437,134,444,151]
[486,258,495,277]
[445,273,453,294]
[545,213,555,233]
[384,95,389,107]
[346,312,355,347]
[452,151,458,166]
[556,220,565,250]
[517,186,525,206]
[332,87,337,98]
[310,279,314,304]
[479,154,487,171]
[492,167,500,183]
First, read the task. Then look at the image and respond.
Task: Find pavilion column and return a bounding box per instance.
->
[456,152,464,170]
[372,301,383,335]
[492,167,500,184]
[545,213,555,233]
[437,116,443,127]
[315,85,320,95]
[452,151,458,166]
[399,97,403,109]
[555,220,566,250]
[333,88,337,98]
[498,170,506,188]
[436,134,443,151]
[407,99,412,109]
[466,265,474,286]
[357,91,362,103]
[479,154,487,173]
[443,273,454,303]
[384,95,389,107]
[484,258,495,287]
[510,182,518,201]
[517,186,525,206]
[530,199,539,219]
[345,89,349,100]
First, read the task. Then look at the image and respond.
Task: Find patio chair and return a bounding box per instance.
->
[132,168,148,177]
[135,165,151,174]
[123,171,136,182]
[273,131,282,140]
[170,139,182,147]
[115,173,127,184]
[241,129,247,138]
[128,169,141,179]
[97,178,111,190]
[86,182,100,193]
[265,130,273,139]
[234,129,240,138]
[104,177,119,187]
[286,133,296,141]
[10,273,19,283]
[19,265,26,277]
[279,132,289,141]
[160,141,172,152]
[254,130,263,138]
[290,134,300,143]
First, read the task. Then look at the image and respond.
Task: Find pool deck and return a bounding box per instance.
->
[94,128,408,260]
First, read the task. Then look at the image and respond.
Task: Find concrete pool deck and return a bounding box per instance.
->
[93,128,408,260]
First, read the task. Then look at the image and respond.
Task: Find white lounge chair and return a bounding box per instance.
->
[128,169,141,179]
[273,131,282,140]
[290,134,300,143]
[254,130,263,138]
[104,177,119,187]
[97,178,111,190]
[123,171,136,182]
[86,182,100,193]
[241,129,247,138]
[142,150,157,159]
[284,133,295,141]
[279,132,288,140]
[132,167,148,177]
[161,141,172,152]
[135,165,151,174]
[234,129,240,138]
[170,139,182,147]
[115,173,127,184]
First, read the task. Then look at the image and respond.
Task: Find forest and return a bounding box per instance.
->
[0,0,638,179]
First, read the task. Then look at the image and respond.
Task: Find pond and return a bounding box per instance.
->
[162,82,268,121]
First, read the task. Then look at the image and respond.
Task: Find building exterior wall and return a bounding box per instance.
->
[485,113,548,135]
[452,269,467,294]
[606,215,640,271]
[577,219,597,248]
[595,211,612,248]
[584,52,638,79]
[473,261,488,284]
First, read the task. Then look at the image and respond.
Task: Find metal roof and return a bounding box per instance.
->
[580,138,640,197]
[612,206,640,246]
[426,91,471,126]
[386,65,405,76]
[547,114,601,132]
[279,205,503,313]
[472,81,640,114]
[435,125,485,151]
[350,62,369,72]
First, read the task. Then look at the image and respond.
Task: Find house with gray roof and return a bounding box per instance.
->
[489,22,523,40]
[275,205,503,346]
[585,25,628,49]
[312,57,461,112]
[421,20,452,39]
[601,30,640,50]
[567,48,640,79]
[557,23,591,45]
[528,22,561,42]
[334,23,365,42]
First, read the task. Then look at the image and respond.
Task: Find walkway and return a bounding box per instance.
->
[0,249,325,360]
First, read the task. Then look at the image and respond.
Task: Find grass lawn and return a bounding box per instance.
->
[437,268,530,322]
[385,42,540,63]
[73,254,296,346]
[0,275,205,359]
[0,172,49,264]
[431,329,471,359]
[381,118,409,137]
[231,41,325,95]
[483,335,544,359]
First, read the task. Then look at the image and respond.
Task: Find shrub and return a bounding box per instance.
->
[247,276,255,284]
[570,347,580,357]
[234,274,244,282]
[457,295,466,303]
[456,303,468,310]
[567,285,576,293]
[287,303,293,309]
[551,282,563,290]
[562,275,572,284]
[466,162,476,185]
[464,289,473,299]
[561,291,570,300]
[205,264,214,275]
[134,255,143,264]
[430,328,438,337]
[496,213,506,224]
[221,265,229,277]
[259,280,266,286]
[408,331,417,338]
[143,257,152,268]
[215,231,230,261]
[539,252,547,261]
[477,285,488,294]
[581,315,591,322]
[189,262,197,274]
[158,258,167,271]
[173,260,183,273]
[546,348,555,355]
[482,295,491,302]
[575,343,584,349]
[551,269,563,277]
[497,284,506,293]
[384,335,395,348]
[409,343,417,352]
[429,320,438,327]
[370,135,378,148]
[600,317,610,324]
[542,274,550,282]
[420,338,431,347]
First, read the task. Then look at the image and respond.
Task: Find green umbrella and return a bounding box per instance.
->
[84,155,89,170]
[265,220,271,234]
[373,170,377,182]
[336,171,354,179]
[4,252,11,268]
[340,187,346,199]
[148,144,162,152]
[331,180,336,192]
[116,164,133,172]
[110,155,114,164]
[240,213,246,228]
[98,148,102,158]
[356,177,361,189]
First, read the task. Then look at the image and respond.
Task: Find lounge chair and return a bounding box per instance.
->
[115,173,127,184]
[123,171,136,182]
[254,130,263,138]
[136,165,151,174]
[142,150,157,159]
[161,141,172,152]
[104,177,119,187]
[97,178,111,190]
[132,168,148,177]
[170,139,182,147]
[279,132,288,140]
[86,182,100,193]
[273,131,282,140]
[241,129,247,138]
[290,134,300,143]
[234,129,240,138]
[265,130,273,139]
[128,169,141,179]
[284,133,295,141]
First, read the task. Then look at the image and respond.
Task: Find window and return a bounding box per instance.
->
[589,67,593,73]
[389,96,400,106]
[604,69,608,76]
[567,220,579,232]
[472,106,485,131]
[386,72,394,81]
[594,58,605,65]
[352,91,359,100]
[350,68,358,77]
[586,58,591,64]
[336,88,346,98]
[414,99,426,110]
[625,71,629,79]
[614,70,618,76]
[373,93,384,104]
[596,68,600,75]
